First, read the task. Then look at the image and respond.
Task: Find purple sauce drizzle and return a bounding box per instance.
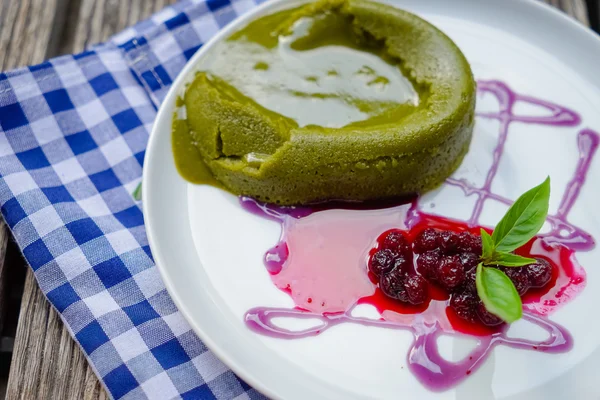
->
[240,80,599,391]
[446,80,598,251]
[245,308,571,390]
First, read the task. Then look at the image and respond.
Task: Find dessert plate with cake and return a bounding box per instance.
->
[143,0,600,398]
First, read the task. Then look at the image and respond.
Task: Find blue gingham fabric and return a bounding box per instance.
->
[0,0,268,399]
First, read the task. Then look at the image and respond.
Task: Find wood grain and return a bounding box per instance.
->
[0,0,67,350]
[0,221,9,336]
[3,0,176,398]
[0,0,74,397]
[0,1,67,399]
[62,0,179,54]
[0,0,591,399]
[6,271,110,400]
[545,0,591,25]
[0,0,69,70]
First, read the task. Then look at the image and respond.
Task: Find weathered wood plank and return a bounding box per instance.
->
[0,0,68,395]
[6,272,50,400]
[4,0,179,398]
[7,272,112,399]
[0,1,68,399]
[0,0,69,70]
[544,0,591,25]
[0,221,9,335]
[62,0,179,54]
[0,0,67,362]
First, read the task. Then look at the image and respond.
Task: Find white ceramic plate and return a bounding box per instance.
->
[143,1,600,399]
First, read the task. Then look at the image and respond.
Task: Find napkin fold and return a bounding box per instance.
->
[0,0,267,398]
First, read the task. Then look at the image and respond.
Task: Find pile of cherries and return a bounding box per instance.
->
[368,228,553,326]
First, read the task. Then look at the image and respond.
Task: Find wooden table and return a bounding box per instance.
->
[0,0,593,398]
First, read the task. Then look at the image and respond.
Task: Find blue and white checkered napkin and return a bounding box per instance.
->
[0,0,268,399]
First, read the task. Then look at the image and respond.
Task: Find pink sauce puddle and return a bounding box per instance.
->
[240,80,599,391]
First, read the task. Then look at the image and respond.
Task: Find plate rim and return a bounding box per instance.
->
[142,1,600,399]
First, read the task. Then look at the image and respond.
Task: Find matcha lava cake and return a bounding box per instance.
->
[173,0,476,205]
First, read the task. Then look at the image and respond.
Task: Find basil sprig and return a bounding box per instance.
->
[476,263,522,323]
[476,177,551,323]
[491,177,551,252]
[133,183,142,201]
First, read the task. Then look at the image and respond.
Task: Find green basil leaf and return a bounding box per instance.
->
[133,183,142,201]
[476,263,522,323]
[492,177,550,252]
[490,252,536,267]
[480,229,494,260]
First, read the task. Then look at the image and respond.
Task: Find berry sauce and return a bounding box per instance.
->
[240,80,599,391]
